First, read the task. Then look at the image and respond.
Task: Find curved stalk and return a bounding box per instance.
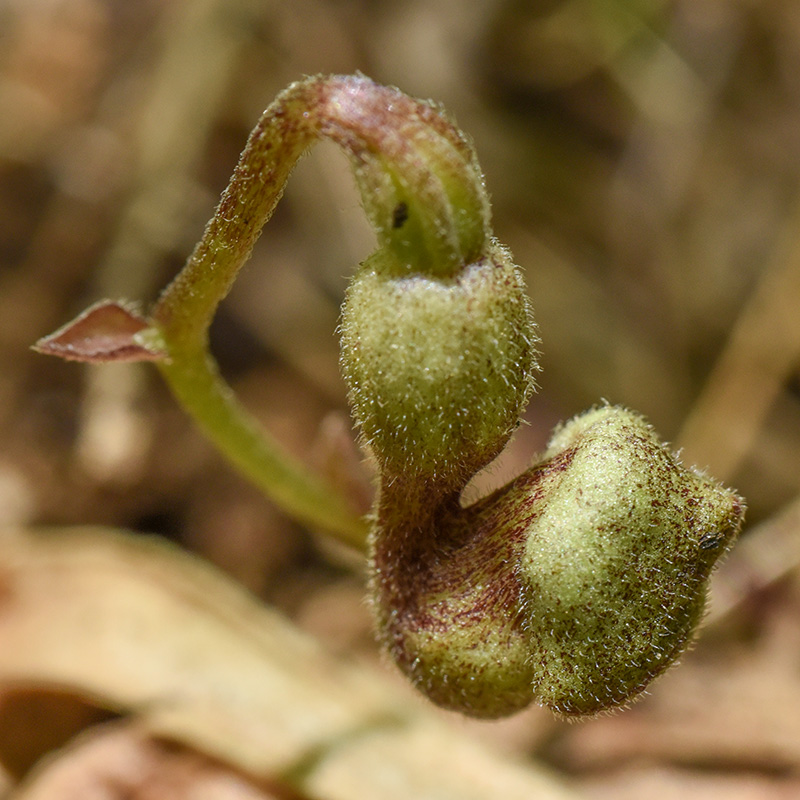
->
[153,343,367,549]
[145,74,493,548]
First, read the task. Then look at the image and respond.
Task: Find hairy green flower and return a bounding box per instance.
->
[370,406,743,717]
[36,74,745,718]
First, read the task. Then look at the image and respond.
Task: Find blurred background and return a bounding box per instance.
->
[1,0,799,797]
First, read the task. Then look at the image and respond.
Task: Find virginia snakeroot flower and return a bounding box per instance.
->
[37,75,745,717]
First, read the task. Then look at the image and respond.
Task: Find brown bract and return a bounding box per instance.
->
[33,301,166,363]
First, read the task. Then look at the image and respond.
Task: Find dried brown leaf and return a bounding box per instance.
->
[0,687,116,779]
[0,527,392,775]
[14,723,286,800]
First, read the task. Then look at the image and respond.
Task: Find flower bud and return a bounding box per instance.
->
[333,78,538,485]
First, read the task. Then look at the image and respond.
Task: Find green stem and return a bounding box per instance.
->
[154,342,368,549]
[148,77,372,548]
